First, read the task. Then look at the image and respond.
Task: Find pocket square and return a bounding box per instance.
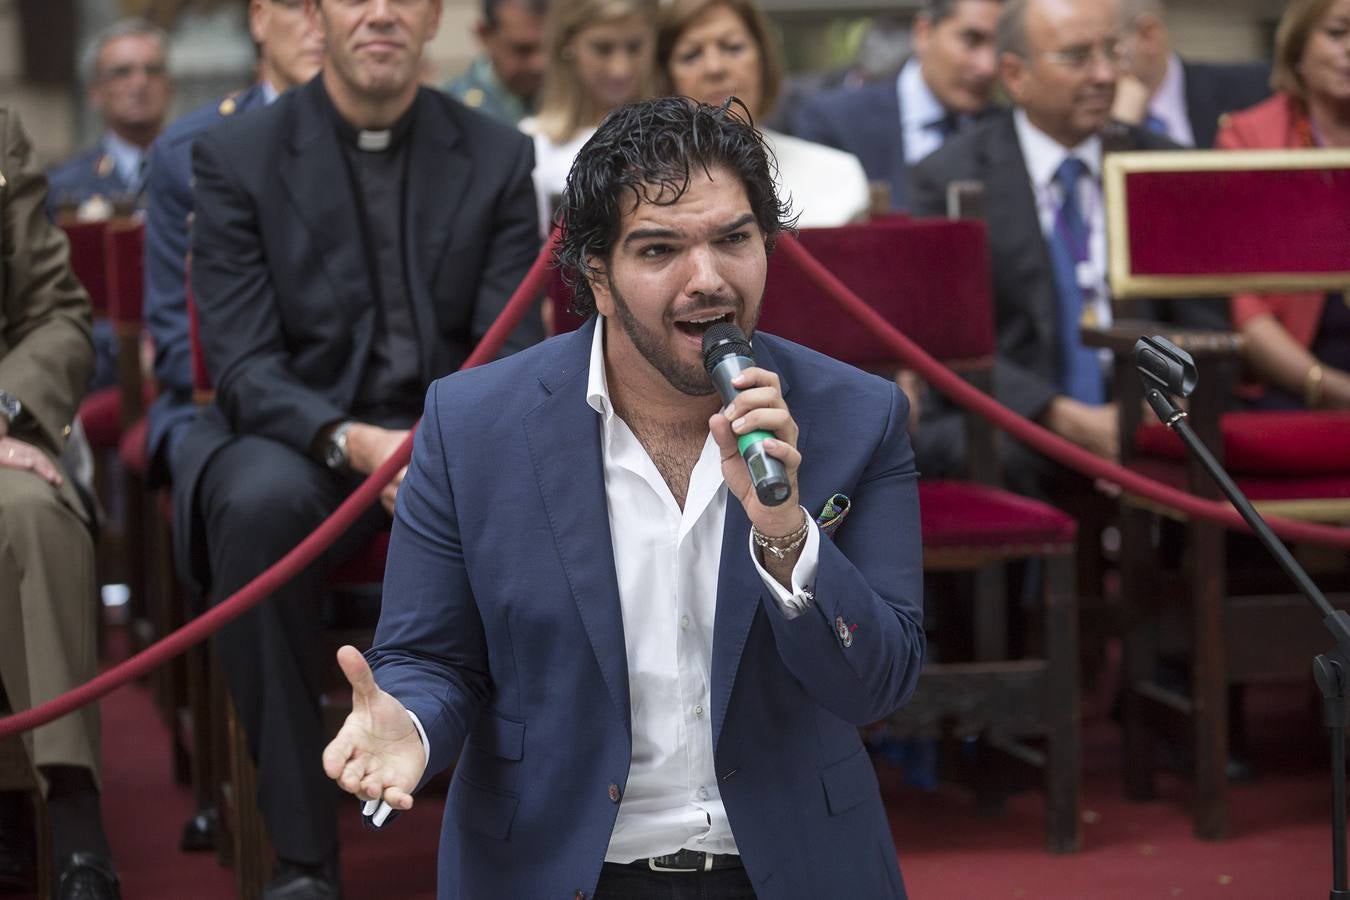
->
[815,493,851,538]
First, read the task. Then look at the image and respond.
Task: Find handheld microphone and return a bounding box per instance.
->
[702,322,791,507]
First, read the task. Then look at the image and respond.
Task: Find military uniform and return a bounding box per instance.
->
[45,136,147,222]
[0,107,100,789]
[143,83,270,484]
[443,55,534,127]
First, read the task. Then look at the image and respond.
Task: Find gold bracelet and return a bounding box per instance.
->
[752,512,810,562]
[1305,362,1326,409]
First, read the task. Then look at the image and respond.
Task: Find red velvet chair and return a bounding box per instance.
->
[1092,150,1350,840]
[548,219,1082,852]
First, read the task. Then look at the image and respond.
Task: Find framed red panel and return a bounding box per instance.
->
[1105,148,1350,298]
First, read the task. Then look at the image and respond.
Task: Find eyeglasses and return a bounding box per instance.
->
[100,62,169,83]
[1040,40,1129,71]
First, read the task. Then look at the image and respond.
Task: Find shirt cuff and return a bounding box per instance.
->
[748,506,819,620]
[405,708,431,770]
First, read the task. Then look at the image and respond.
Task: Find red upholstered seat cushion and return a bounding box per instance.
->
[78,386,121,450]
[1135,411,1350,476]
[118,415,149,475]
[329,530,390,586]
[919,481,1077,550]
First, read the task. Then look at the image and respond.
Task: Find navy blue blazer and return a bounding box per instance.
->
[368,320,925,899]
[1181,59,1271,149]
[142,84,269,483]
[791,77,910,211]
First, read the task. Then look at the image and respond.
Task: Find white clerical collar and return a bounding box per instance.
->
[357,129,391,152]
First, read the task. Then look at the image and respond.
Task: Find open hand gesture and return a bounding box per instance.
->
[322,646,426,816]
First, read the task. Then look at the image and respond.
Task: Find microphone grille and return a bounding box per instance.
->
[702,321,751,371]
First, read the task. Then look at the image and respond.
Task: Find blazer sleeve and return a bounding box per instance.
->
[190,132,349,453]
[760,383,925,725]
[789,93,840,150]
[0,109,94,454]
[366,380,492,784]
[469,132,543,359]
[143,133,194,398]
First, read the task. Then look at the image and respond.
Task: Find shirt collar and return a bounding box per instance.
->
[261,79,280,105]
[898,57,947,130]
[1148,53,1194,145]
[316,76,417,153]
[1013,108,1103,189]
[101,132,145,186]
[586,316,615,426]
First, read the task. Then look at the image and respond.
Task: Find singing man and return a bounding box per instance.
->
[323,96,925,899]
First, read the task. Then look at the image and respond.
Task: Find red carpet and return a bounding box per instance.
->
[11,646,1334,899]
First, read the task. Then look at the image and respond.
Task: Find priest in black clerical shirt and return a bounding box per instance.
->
[172,1,542,896]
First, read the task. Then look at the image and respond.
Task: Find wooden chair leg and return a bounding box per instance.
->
[1043,553,1081,853]
[1121,505,1160,802]
[226,695,272,899]
[1190,517,1229,840]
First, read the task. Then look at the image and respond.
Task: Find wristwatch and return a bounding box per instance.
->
[324,421,354,472]
[0,390,22,428]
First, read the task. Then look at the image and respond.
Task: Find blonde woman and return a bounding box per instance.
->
[658,0,871,226]
[523,0,658,235]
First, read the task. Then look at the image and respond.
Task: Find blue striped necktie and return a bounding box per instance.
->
[1047,157,1104,404]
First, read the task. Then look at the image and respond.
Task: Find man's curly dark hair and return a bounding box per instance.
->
[553,96,798,318]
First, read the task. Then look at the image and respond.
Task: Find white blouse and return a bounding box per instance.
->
[520,117,595,239]
[762,129,870,228]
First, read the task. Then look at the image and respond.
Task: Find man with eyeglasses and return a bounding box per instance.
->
[791,0,1002,212]
[906,0,1223,500]
[1112,0,1271,148]
[47,18,173,222]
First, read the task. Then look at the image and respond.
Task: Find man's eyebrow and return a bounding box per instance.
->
[621,213,758,248]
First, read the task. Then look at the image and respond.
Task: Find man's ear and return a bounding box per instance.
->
[586,258,614,315]
[999,52,1027,106]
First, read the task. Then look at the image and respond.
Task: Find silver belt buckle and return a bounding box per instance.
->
[647,852,702,873]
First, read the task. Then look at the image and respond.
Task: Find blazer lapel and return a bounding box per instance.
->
[404,90,471,380]
[281,80,368,307]
[710,337,809,749]
[524,321,631,737]
[982,116,1056,351]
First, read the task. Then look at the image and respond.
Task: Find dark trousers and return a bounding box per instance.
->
[594,863,758,900]
[197,434,390,865]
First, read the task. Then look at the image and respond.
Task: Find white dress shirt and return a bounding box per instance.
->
[1013,109,1113,350]
[762,129,870,227]
[394,319,822,854]
[585,319,819,862]
[1147,54,1196,148]
[898,58,951,165]
[102,131,147,191]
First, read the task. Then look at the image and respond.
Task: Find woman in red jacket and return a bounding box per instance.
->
[1219,0,1350,409]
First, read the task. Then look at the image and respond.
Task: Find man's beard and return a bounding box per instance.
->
[606,276,756,397]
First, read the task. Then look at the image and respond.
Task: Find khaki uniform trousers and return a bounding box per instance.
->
[0,459,99,792]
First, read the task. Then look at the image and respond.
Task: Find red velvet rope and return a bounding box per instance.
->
[2,228,1348,740]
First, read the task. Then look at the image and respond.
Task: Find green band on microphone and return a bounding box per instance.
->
[737,429,775,454]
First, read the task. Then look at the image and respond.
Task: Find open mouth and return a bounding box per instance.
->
[673,311,734,339]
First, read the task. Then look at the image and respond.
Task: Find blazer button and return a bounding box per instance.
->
[607,783,620,803]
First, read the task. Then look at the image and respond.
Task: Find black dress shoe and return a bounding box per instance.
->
[56,852,120,900]
[0,792,35,892]
[262,862,342,900]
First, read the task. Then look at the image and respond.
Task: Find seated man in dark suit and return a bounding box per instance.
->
[791,0,1002,211]
[908,0,1223,500]
[173,0,543,894]
[142,0,324,485]
[1112,0,1271,147]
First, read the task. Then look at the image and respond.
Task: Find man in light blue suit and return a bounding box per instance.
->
[323,97,925,899]
[791,0,1002,212]
[142,0,324,485]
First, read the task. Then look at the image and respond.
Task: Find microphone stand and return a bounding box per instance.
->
[1136,339,1350,899]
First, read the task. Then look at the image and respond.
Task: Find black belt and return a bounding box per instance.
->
[618,849,742,873]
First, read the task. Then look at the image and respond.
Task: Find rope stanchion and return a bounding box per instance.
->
[0,229,561,741]
[776,235,1350,550]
